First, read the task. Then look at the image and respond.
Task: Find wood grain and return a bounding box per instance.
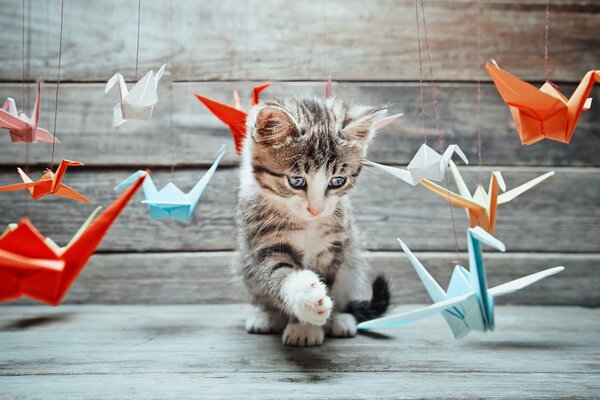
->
[0,0,598,82]
[0,304,598,399]
[7,251,595,306]
[0,166,596,253]
[0,81,598,167]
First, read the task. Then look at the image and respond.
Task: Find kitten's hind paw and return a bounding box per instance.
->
[245,310,286,334]
[328,313,357,338]
[282,270,333,326]
[282,322,324,347]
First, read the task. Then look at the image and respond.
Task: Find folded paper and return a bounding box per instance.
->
[365,144,468,186]
[357,227,564,338]
[0,79,59,143]
[0,171,147,305]
[195,83,270,154]
[115,146,225,223]
[420,160,554,232]
[487,60,599,145]
[105,64,166,127]
[0,159,89,203]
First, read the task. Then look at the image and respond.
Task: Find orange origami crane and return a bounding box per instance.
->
[420,161,554,233]
[486,59,600,145]
[0,78,59,144]
[0,159,89,202]
[0,171,147,305]
[195,83,271,154]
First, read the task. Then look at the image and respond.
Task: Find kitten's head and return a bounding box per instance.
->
[242,96,386,220]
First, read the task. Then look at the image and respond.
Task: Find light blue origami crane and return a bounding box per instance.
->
[357,227,564,339]
[115,146,226,223]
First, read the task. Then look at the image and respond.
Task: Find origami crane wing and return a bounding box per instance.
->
[187,145,226,207]
[357,292,474,330]
[489,266,565,297]
[127,64,166,108]
[497,171,555,205]
[0,248,64,271]
[0,99,27,131]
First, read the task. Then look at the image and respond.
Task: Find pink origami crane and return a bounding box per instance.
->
[0,79,59,144]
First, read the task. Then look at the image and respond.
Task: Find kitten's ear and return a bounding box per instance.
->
[252,106,300,146]
[341,106,387,144]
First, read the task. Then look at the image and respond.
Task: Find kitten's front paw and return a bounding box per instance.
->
[329,313,357,338]
[282,322,324,347]
[282,270,333,326]
[245,310,286,334]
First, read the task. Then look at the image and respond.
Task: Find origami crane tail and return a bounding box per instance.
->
[56,171,148,305]
[195,94,248,154]
[397,239,447,302]
[2,98,17,115]
[189,145,226,205]
[154,64,167,84]
[420,179,481,212]
[34,128,60,144]
[251,83,271,106]
[565,70,600,138]
[363,160,416,186]
[487,172,505,233]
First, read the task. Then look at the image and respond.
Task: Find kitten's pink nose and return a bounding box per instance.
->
[307,207,322,217]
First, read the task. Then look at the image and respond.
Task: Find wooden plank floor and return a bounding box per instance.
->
[0,304,598,399]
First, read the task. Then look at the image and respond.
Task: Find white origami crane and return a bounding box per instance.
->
[364,143,468,186]
[357,227,564,339]
[105,64,166,127]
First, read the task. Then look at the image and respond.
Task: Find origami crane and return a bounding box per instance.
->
[0,171,147,305]
[0,159,89,203]
[357,227,564,338]
[420,161,554,232]
[105,64,166,127]
[323,76,403,130]
[0,78,58,143]
[364,144,468,186]
[195,83,271,154]
[115,146,225,223]
[486,59,600,145]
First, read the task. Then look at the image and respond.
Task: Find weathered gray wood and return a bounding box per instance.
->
[0,305,598,399]
[0,0,598,82]
[7,251,596,306]
[0,82,598,167]
[0,166,596,252]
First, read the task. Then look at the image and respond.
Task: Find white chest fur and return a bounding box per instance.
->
[289,220,330,268]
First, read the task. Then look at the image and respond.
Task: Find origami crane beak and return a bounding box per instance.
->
[64,160,85,167]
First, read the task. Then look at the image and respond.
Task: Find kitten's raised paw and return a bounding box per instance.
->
[245,310,286,334]
[282,322,324,347]
[282,270,333,326]
[329,313,357,338]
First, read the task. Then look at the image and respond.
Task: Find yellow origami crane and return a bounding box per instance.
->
[420,161,554,232]
[487,59,599,145]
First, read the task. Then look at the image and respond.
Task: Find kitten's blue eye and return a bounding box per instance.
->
[288,176,306,189]
[329,177,347,188]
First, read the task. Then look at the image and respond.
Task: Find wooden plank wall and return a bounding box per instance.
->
[0,0,598,305]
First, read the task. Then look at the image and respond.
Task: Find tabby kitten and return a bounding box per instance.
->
[235,95,391,347]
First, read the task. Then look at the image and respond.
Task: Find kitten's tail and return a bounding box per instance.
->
[344,275,391,323]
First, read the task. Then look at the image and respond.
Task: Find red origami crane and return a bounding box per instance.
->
[0,159,89,203]
[195,83,271,154]
[487,60,600,145]
[0,78,59,144]
[0,170,147,305]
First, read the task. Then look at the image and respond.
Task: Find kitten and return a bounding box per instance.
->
[234,95,391,347]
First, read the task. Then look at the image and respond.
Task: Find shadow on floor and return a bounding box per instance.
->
[1,314,72,331]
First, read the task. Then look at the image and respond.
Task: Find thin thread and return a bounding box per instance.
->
[419,0,461,265]
[544,0,550,81]
[169,0,175,175]
[415,0,427,143]
[476,0,482,184]
[134,0,142,80]
[323,0,327,77]
[50,0,65,170]
[22,0,26,107]
[22,0,29,218]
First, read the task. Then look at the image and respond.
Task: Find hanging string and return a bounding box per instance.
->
[22,0,31,218]
[418,0,462,265]
[544,0,550,82]
[476,0,482,184]
[415,0,428,144]
[50,0,65,170]
[169,0,175,175]
[134,0,142,81]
